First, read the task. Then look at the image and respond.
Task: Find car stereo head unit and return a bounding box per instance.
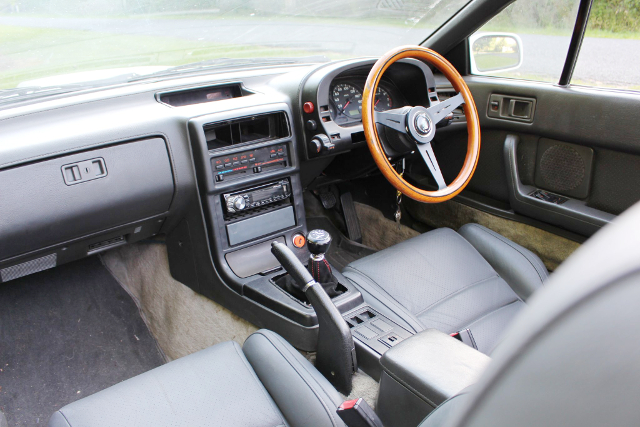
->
[223,179,291,213]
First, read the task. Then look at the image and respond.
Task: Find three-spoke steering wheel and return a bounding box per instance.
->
[362,46,481,203]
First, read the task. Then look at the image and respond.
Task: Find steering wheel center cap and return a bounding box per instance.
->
[414,113,431,136]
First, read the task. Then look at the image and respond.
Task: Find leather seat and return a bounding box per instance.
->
[50,201,640,427]
[49,330,346,427]
[342,224,548,354]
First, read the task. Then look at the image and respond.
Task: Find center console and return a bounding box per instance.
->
[376,329,490,427]
[186,102,365,351]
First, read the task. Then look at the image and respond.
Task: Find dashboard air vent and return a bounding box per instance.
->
[159,84,245,107]
[204,111,290,151]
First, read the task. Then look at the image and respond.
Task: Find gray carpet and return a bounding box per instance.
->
[0,257,165,426]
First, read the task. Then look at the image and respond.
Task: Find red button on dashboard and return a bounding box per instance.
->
[303,102,315,114]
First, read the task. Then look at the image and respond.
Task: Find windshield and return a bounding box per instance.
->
[0,0,469,96]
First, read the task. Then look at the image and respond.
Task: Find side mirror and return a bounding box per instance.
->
[469,33,523,74]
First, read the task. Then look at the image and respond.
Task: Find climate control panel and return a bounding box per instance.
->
[211,144,288,183]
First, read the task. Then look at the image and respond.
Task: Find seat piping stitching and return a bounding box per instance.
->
[343,266,422,332]
[253,331,341,427]
[232,341,288,426]
[413,273,509,318]
[467,224,547,283]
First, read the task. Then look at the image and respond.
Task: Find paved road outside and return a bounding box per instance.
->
[1,15,638,88]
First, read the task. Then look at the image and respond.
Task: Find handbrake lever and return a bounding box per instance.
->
[271,241,357,394]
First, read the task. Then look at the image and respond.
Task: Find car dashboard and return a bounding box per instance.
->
[0,58,462,351]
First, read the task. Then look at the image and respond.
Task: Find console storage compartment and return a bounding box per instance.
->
[376,329,490,427]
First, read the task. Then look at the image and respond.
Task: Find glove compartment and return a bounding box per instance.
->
[0,137,174,261]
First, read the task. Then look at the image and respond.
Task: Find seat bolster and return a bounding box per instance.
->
[342,266,424,334]
[243,330,346,427]
[49,412,71,427]
[459,224,547,300]
[417,390,472,427]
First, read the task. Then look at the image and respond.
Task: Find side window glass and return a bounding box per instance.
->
[572,0,640,91]
[470,0,580,82]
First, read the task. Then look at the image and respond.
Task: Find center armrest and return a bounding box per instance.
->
[376,329,490,427]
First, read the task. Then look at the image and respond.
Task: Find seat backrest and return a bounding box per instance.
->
[443,201,640,427]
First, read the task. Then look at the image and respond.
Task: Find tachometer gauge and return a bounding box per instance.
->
[374,86,392,111]
[331,83,362,121]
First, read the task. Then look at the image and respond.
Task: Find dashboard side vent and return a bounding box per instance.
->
[0,253,57,282]
[204,111,290,151]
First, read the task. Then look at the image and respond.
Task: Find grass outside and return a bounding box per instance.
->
[0,24,345,89]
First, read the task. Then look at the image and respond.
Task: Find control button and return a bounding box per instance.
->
[292,233,306,248]
[311,134,333,154]
[240,160,248,164]
[309,138,322,154]
[270,153,277,158]
[303,101,315,114]
[250,158,256,162]
[215,165,223,170]
[306,119,317,131]
[371,319,393,332]
[224,163,231,167]
[355,326,379,340]
[232,161,240,166]
[233,196,246,211]
[277,152,285,157]
[215,175,224,182]
[253,166,262,173]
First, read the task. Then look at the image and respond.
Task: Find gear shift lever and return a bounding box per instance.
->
[306,230,340,296]
[271,241,357,395]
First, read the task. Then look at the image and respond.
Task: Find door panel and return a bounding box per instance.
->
[413,76,640,238]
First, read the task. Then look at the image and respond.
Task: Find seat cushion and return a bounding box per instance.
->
[49,340,287,427]
[343,228,525,354]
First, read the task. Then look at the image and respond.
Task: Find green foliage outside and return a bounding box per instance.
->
[588,0,640,33]
[483,0,640,38]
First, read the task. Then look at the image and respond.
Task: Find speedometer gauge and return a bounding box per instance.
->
[374,86,392,111]
[331,83,362,121]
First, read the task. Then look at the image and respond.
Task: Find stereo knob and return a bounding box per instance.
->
[230,196,246,211]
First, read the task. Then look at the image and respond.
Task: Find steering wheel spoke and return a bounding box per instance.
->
[427,92,464,125]
[374,107,411,134]
[417,142,447,190]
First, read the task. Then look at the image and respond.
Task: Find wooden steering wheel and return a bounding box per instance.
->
[362,46,481,203]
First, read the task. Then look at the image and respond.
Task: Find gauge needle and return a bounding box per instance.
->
[341,100,351,114]
[375,99,380,107]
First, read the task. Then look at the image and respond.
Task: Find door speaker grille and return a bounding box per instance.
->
[539,144,585,192]
[534,138,594,199]
[0,253,57,282]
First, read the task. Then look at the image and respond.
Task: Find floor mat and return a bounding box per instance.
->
[0,257,165,426]
[307,216,377,271]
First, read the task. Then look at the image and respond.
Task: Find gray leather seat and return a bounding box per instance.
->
[49,330,346,427]
[343,224,548,354]
[419,200,640,427]
[50,202,640,427]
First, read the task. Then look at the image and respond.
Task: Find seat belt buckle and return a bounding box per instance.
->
[337,397,384,427]
[451,328,478,350]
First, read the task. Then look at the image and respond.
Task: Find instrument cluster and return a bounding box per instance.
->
[328,78,400,126]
